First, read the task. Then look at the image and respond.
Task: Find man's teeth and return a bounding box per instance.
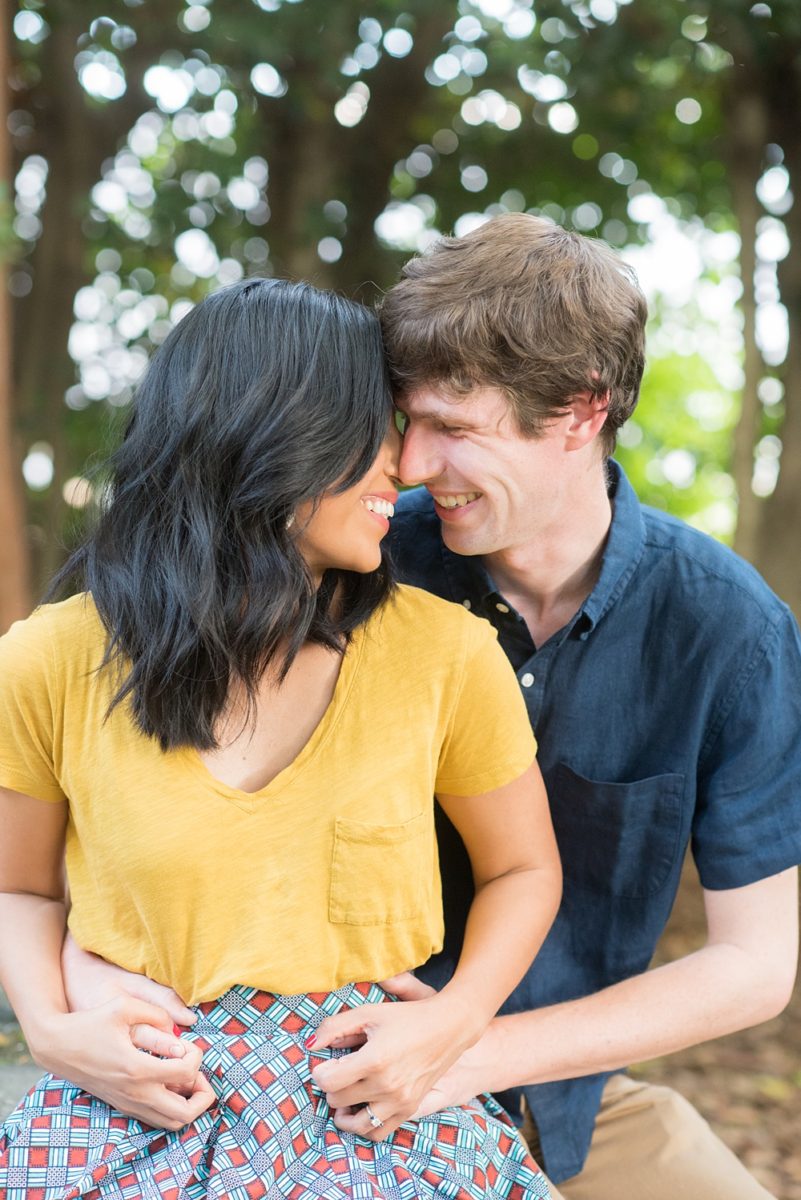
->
[433,492,481,509]
[362,497,395,517]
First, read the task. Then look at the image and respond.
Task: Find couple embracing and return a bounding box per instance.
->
[1,214,799,1200]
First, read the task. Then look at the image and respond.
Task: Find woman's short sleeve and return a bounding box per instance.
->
[0,609,66,803]
[435,616,537,796]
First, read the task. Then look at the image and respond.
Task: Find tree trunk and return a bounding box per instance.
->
[12,1,163,591]
[333,9,455,301]
[261,87,339,286]
[261,3,453,298]
[724,84,767,565]
[0,0,32,628]
[751,57,801,617]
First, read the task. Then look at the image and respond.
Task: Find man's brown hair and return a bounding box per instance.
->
[379,213,647,456]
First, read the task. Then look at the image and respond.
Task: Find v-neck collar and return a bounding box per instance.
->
[175,625,366,813]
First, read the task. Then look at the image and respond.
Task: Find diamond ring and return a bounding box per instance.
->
[365,1103,384,1129]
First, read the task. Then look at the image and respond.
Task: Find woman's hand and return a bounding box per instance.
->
[62,932,197,1028]
[373,972,494,1118]
[29,995,215,1131]
[309,988,481,1141]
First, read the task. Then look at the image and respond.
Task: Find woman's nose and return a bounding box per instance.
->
[383,424,402,480]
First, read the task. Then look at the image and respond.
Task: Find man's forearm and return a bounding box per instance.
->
[478,939,795,1092]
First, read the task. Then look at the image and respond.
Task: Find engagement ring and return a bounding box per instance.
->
[365,1103,384,1130]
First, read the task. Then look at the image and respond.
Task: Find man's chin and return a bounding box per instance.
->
[440,524,493,558]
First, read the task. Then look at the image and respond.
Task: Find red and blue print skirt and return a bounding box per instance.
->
[0,983,550,1199]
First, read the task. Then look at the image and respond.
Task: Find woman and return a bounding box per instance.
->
[0,278,560,1198]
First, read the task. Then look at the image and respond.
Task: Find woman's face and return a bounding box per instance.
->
[294,423,401,579]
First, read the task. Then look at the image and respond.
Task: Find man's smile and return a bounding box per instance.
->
[430,491,482,510]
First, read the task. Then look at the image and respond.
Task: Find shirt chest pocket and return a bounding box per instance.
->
[329,811,431,926]
[550,763,685,898]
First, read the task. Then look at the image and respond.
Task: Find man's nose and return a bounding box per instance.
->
[398,426,440,486]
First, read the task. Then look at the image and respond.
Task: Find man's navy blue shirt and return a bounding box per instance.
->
[388,462,801,1184]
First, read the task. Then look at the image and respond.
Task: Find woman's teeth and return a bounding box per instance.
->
[433,492,481,509]
[362,497,395,517]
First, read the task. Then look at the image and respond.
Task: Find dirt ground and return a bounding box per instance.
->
[634,858,801,1198]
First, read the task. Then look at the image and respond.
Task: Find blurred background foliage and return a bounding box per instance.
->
[1,0,801,626]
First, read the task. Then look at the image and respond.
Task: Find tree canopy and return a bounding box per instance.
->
[3,0,800,623]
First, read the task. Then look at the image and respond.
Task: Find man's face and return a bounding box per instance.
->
[397,385,574,557]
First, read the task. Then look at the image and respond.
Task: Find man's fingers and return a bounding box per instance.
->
[116,995,174,1035]
[130,1023,187,1059]
[166,1072,216,1123]
[135,1040,204,1088]
[154,1044,204,1088]
[315,1032,366,1050]
[332,1106,376,1137]
[411,1085,450,1119]
[327,1077,452,1121]
[377,972,436,1002]
[125,978,197,1027]
[162,1054,215,1101]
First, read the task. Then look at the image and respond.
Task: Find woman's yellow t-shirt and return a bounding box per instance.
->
[0,587,536,1003]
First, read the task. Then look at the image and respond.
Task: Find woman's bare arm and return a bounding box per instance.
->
[0,785,213,1129]
[434,761,562,1029]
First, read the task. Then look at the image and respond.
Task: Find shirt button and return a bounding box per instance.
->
[462,599,472,610]
[496,602,510,614]
[520,672,535,688]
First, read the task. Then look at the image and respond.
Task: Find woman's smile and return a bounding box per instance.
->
[360,492,397,530]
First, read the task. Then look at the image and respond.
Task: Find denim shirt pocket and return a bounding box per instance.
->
[550,763,685,898]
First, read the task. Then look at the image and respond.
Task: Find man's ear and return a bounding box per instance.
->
[565,389,610,451]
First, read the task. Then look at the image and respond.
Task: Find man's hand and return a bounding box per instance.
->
[62,932,196,1028]
[378,972,436,1003]
[29,995,215,1130]
[407,1047,488,1117]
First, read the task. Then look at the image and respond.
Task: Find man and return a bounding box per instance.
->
[379,214,801,1199]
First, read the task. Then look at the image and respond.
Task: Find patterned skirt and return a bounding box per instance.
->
[0,983,550,1199]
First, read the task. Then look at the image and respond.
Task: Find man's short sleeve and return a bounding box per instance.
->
[0,609,66,803]
[693,605,801,888]
[435,616,537,796]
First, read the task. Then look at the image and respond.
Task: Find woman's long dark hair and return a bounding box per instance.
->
[50,278,395,750]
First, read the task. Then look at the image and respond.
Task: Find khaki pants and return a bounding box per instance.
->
[520,1074,776,1200]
